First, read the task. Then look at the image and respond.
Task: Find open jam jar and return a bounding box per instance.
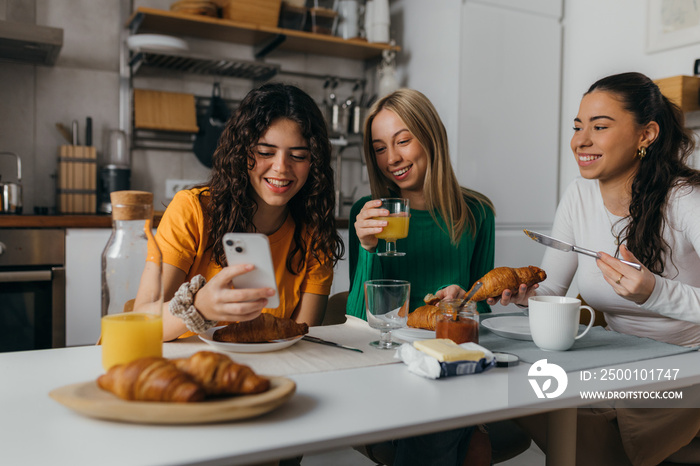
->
[435,299,479,344]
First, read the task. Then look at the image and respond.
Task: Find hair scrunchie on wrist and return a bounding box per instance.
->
[169,275,216,334]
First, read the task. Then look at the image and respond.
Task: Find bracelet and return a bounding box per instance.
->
[169,275,217,334]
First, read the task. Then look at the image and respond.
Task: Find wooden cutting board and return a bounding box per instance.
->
[133,89,199,133]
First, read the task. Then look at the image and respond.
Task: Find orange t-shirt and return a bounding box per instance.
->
[155,188,333,336]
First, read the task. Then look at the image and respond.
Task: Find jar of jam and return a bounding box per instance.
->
[435,299,479,344]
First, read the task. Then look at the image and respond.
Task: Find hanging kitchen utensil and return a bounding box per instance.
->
[193,83,231,168]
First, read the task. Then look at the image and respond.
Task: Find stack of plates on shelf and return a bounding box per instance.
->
[127,34,189,52]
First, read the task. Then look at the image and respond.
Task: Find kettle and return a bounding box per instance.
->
[0,152,22,214]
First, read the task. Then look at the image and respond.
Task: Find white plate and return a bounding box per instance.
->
[481,316,532,341]
[199,326,304,353]
[393,327,436,342]
[127,34,189,52]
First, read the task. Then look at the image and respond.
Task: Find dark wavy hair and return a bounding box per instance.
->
[201,82,344,274]
[586,72,700,274]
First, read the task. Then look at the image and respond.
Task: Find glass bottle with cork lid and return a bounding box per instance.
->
[101,190,163,370]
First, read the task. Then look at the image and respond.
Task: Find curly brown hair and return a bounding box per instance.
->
[586,72,700,275]
[200,82,344,274]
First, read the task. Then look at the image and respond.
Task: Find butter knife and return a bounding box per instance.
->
[523,229,642,270]
[302,335,364,353]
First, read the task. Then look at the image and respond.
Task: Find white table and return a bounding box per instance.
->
[3,332,700,466]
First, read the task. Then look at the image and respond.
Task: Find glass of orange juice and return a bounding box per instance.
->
[374,198,410,256]
[101,191,163,370]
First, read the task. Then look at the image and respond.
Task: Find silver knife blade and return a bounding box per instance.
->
[302,335,364,353]
[523,229,642,270]
[524,229,575,253]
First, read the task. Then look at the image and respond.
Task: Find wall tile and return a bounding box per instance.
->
[35,66,120,210]
[37,0,120,71]
[0,63,35,212]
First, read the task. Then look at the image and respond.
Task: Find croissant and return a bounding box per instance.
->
[97,357,206,402]
[466,266,547,302]
[213,313,309,343]
[423,293,441,306]
[408,305,440,330]
[173,351,270,396]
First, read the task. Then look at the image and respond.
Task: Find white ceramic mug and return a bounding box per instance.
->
[528,296,595,351]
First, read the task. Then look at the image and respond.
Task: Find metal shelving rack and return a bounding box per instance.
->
[118,6,396,214]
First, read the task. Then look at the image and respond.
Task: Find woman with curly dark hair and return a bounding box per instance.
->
[138,83,343,341]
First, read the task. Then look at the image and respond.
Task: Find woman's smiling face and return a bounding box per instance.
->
[570,90,644,184]
[370,108,428,195]
[248,118,310,209]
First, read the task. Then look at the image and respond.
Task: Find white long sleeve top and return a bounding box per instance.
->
[537,177,700,347]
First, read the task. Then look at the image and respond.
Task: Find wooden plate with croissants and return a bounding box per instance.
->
[49,351,296,424]
[49,376,295,424]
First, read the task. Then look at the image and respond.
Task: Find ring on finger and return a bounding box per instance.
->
[615,274,624,285]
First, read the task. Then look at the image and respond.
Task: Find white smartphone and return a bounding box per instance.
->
[222,232,280,308]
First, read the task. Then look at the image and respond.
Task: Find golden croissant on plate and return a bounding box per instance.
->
[213,313,308,343]
[173,351,269,396]
[97,357,206,403]
[407,293,442,330]
[466,266,547,302]
[97,351,271,402]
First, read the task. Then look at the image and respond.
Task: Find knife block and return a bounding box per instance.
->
[57,145,97,214]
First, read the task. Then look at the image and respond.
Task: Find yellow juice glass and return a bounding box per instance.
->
[374,198,410,256]
[374,214,410,240]
[101,312,163,370]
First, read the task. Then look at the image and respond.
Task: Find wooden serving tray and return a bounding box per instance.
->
[49,376,295,424]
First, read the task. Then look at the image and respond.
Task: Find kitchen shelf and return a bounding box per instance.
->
[130,48,280,80]
[127,7,400,60]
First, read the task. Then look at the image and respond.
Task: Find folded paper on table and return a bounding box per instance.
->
[164,316,399,376]
[396,342,495,379]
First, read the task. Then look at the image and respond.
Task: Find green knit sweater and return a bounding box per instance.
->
[346,195,495,319]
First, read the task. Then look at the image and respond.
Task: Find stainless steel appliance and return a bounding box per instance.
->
[0,152,23,214]
[0,229,65,352]
[0,19,63,66]
[98,130,131,213]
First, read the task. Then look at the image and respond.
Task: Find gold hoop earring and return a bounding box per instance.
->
[637,147,647,159]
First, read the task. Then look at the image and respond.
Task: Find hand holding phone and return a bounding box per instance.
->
[223,233,280,308]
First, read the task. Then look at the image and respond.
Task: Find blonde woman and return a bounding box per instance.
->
[347,88,495,318]
[347,88,497,466]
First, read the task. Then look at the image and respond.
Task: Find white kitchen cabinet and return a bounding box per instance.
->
[459,0,562,228]
[65,228,111,346]
[457,0,563,313]
[330,229,350,296]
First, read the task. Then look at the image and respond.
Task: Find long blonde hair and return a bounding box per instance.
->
[363,88,494,244]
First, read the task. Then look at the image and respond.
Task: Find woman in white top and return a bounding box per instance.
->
[496,72,700,465]
[498,72,700,347]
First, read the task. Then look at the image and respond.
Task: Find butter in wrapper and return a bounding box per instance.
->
[439,357,495,378]
[396,342,495,379]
